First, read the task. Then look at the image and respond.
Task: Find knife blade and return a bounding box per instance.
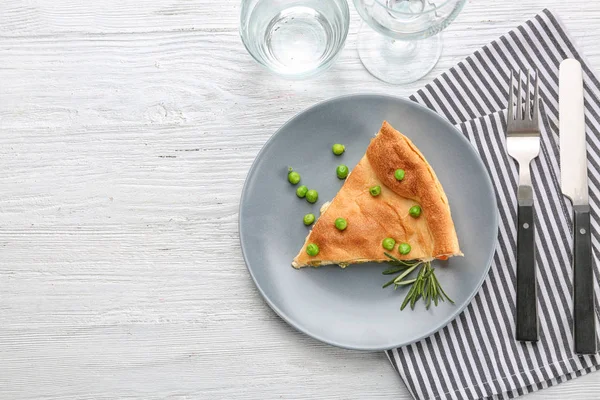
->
[559,58,597,354]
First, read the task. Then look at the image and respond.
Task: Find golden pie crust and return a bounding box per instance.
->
[292,121,462,268]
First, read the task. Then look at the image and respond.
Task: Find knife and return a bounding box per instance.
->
[559,59,597,354]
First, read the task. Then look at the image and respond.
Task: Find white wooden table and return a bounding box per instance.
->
[1,1,599,398]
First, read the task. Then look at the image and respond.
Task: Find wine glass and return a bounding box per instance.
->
[353,0,467,84]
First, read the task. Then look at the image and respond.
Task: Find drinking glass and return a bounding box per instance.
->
[240,0,350,79]
[353,0,466,84]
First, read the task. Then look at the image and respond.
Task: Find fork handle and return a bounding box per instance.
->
[516,203,539,342]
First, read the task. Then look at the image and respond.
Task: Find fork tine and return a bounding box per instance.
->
[517,70,523,120]
[507,70,514,123]
[525,70,531,120]
[532,70,539,126]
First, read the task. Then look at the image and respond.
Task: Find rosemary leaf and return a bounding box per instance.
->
[382,276,398,288]
[384,252,418,266]
[424,277,431,300]
[440,285,455,304]
[410,291,420,310]
[401,283,416,310]
[382,257,455,311]
[393,263,421,284]
[426,288,432,309]
[382,265,410,275]
[433,273,454,304]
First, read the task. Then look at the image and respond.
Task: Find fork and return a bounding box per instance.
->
[506,70,541,342]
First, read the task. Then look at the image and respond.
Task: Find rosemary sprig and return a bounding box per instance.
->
[382,253,454,310]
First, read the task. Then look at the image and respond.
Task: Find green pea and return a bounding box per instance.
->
[303,213,315,226]
[306,189,318,204]
[288,171,301,185]
[296,185,308,198]
[394,169,405,181]
[369,185,381,196]
[409,205,421,218]
[334,217,347,231]
[306,243,319,256]
[336,165,349,179]
[398,243,411,255]
[382,237,396,251]
[332,143,345,155]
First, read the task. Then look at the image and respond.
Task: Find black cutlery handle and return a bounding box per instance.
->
[516,203,538,342]
[573,205,597,354]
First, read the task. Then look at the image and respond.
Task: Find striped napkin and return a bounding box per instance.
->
[386,9,600,400]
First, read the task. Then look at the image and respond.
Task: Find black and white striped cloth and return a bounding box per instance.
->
[387,9,600,400]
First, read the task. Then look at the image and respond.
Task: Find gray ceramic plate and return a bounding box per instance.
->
[239,94,498,351]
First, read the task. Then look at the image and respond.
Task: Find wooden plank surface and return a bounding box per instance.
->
[1,0,599,398]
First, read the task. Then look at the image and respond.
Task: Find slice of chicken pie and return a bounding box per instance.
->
[293,121,462,268]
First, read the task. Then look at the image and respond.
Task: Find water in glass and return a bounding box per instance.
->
[241,0,349,79]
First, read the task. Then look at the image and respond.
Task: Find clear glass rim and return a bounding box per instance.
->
[370,0,462,15]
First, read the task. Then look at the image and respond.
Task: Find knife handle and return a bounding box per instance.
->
[516,203,539,342]
[573,204,597,354]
